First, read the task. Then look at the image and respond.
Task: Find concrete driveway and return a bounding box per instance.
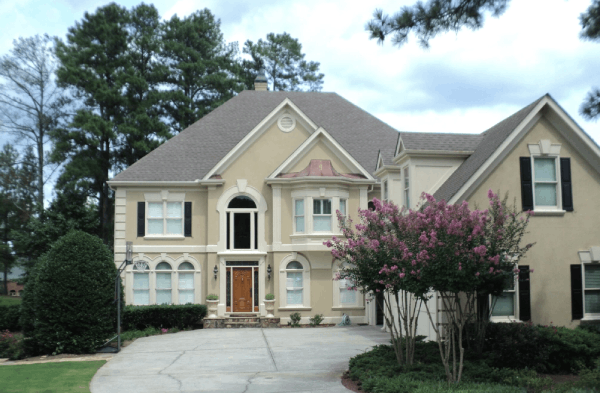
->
[91,326,389,393]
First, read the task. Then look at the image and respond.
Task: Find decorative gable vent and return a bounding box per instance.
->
[278,115,296,132]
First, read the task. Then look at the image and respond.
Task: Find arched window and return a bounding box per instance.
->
[226,195,258,250]
[178,262,194,304]
[156,262,172,304]
[333,261,363,308]
[286,261,304,305]
[133,263,150,305]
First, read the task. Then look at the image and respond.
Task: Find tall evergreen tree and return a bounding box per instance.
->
[161,9,242,133]
[580,0,600,120]
[243,32,324,91]
[0,34,66,211]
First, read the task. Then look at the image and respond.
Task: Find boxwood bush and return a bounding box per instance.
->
[122,304,207,331]
[0,305,20,331]
[24,230,116,355]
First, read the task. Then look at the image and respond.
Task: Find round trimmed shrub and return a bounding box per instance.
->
[28,230,116,354]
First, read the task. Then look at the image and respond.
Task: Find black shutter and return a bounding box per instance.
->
[571,264,584,320]
[184,202,192,237]
[137,202,145,237]
[518,265,531,322]
[560,158,574,212]
[520,157,534,211]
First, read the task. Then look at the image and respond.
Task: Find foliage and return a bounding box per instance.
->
[289,312,301,327]
[243,32,324,91]
[122,304,207,331]
[0,34,66,210]
[119,326,181,342]
[580,0,600,120]
[206,293,218,300]
[0,360,106,393]
[0,296,21,306]
[485,322,600,374]
[0,305,20,331]
[309,314,324,326]
[25,231,116,355]
[0,330,24,359]
[265,293,275,300]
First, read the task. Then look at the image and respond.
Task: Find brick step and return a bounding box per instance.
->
[224,322,262,328]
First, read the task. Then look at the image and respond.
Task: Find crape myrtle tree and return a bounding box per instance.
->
[326,190,533,383]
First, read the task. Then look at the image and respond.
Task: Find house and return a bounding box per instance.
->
[376,94,600,336]
[1,266,25,297]
[109,77,600,328]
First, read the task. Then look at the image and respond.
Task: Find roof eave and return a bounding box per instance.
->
[107,180,225,190]
[265,177,376,186]
[393,149,474,163]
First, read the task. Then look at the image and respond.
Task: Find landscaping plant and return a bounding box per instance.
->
[122,304,207,330]
[289,312,301,327]
[309,314,324,326]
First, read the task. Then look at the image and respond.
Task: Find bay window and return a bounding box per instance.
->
[294,199,305,233]
[313,199,332,231]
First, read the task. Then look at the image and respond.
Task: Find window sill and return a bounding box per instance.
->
[581,316,600,321]
[490,317,522,323]
[278,306,312,311]
[217,250,267,256]
[290,233,343,239]
[332,306,365,311]
[144,235,185,240]
[532,209,566,216]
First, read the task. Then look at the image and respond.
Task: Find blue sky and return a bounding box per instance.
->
[1,0,599,199]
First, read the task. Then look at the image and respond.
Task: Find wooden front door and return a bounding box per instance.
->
[233,268,253,312]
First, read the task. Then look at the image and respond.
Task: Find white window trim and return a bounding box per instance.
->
[582,262,600,319]
[278,253,311,310]
[531,155,564,213]
[332,261,364,310]
[290,188,349,236]
[382,179,388,201]
[490,267,520,323]
[226,206,258,250]
[403,166,410,209]
[293,198,305,234]
[145,201,184,238]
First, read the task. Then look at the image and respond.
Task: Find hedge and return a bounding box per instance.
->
[122,304,207,331]
[0,305,20,331]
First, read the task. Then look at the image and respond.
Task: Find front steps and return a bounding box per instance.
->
[203,314,281,329]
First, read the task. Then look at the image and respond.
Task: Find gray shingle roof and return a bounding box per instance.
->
[433,96,546,202]
[400,132,484,152]
[112,91,400,181]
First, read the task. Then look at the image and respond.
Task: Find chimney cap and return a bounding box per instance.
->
[255,69,267,83]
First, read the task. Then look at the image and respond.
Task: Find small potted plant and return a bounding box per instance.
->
[264,293,275,318]
[206,294,219,318]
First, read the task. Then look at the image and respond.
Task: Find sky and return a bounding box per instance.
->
[1,0,599,201]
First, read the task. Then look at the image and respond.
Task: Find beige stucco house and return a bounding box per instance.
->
[109,80,600,328]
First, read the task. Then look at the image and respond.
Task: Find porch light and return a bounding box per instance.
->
[213,265,218,280]
[125,241,133,265]
[267,264,272,280]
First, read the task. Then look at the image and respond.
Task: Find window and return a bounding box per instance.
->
[178,262,194,304]
[294,199,305,233]
[147,201,183,236]
[313,199,332,231]
[226,196,258,250]
[339,199,347,216]
[286,261,304,305]
[533,157,558,207]
[382,180,388,200]
[491,274,516,318]
[156,262,172,304]
[584,265,600,315]
[339,277,356,304]
[404,167,410,208]
[133,264,150,305]
[333,261,363,308]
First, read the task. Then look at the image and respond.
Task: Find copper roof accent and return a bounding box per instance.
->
[278,159,366,179]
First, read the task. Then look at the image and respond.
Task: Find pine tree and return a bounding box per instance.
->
[580,0,600,120]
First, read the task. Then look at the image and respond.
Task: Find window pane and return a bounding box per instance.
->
[156,262,171,270]
[156,273,171,289]
[585,290,600,313]
[134,290,149,305]
[233,213,251,249]
[133,273,149,289]
[295,216,305,232]
[148,202,163,218]
[286,261,303,270]
[314,216,331,231]
[295,199,304,215]
[147,219,163,235]
[534,158,556,181]
[179,290,194,304]
[535,183,557,206]
[491,293,514,317]
[178,262,194,270]
[340,199,346,215]
[166,219,182,235]
[179,273,194,289]
[287,289,303,305]
[167,202,182,218]
[313,199,321,214]
[405,189,410,208]
[156,290,171,305]
[322,199,332,214]
[585,265,600,288]
[340,288,356,304]
[228,196,256,209]
[287,271,303,288]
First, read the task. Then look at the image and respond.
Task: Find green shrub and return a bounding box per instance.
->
[265,293,275,300]
[122,304,207,331]
[289,312,301,327]
[309,314,324,326]
[0,305,20,331]
[485,322,600,374]
[206,294,218,300]
[0,330,24,360]
[26,231,117,355]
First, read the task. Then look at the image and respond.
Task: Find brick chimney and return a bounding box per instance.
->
[254,70,268,91]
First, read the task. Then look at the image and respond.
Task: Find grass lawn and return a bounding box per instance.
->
[0,296,22,306]
[0,361,106,393]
